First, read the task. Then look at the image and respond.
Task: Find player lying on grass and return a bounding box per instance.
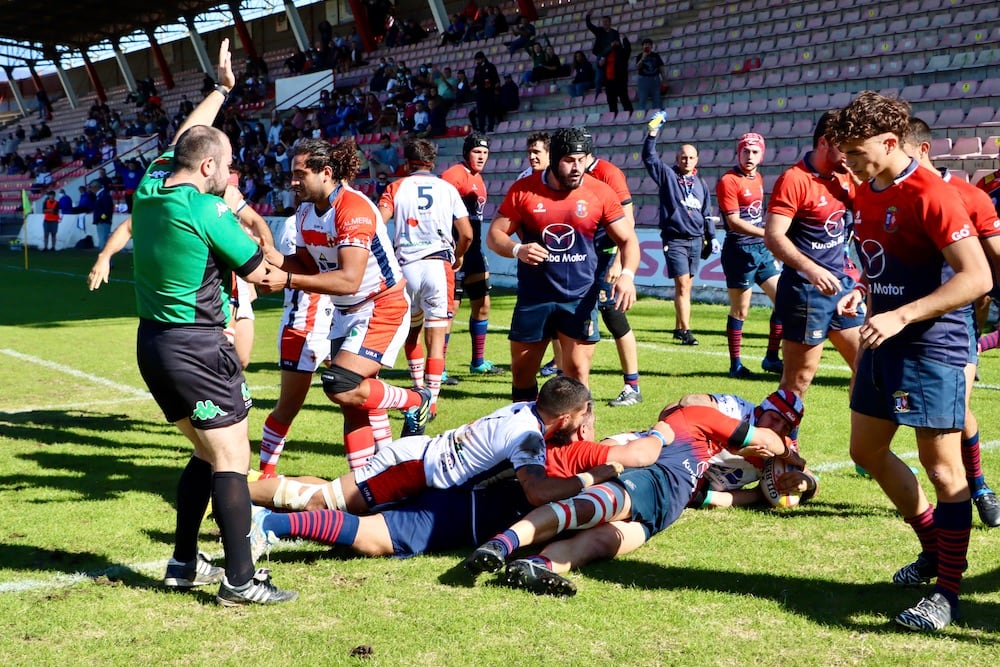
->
[464,390,808,596]
[244,400,666,560]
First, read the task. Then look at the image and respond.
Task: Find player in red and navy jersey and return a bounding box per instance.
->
[830,92,992,632]
[717,133,784,378]
[442,133,501,376]
[764,112,864,445]
[486,126,639,400]
[260,138,432,472]
[465,389,806,595]
[899,118,1000,529]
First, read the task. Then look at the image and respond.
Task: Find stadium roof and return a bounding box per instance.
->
[0,0,322,76]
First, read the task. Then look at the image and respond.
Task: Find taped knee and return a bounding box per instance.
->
[321,364,365,395]
[599,304,631,339]
[463,278,491,301]
[272,477,324,510]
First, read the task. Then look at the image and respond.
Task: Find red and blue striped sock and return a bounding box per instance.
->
[933,500,972,610]
[470,318,489,366]
[904,505,937,558]
[961,431,988,495]
[265,509,360,547]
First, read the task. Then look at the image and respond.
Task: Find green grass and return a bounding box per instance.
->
[2,250,1000,665]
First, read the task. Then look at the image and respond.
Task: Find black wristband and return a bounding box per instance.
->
[285,272,292,290]
[214,84,230,100]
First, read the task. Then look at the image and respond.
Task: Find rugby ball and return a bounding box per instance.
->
[761,458,802,509]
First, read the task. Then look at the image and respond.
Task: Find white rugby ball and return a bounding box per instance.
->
[761,458,802,509]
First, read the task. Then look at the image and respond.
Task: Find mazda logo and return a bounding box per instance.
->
[542,223,576,252]
[860,239,885,279]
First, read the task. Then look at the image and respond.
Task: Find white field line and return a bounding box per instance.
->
[0,349,149,398]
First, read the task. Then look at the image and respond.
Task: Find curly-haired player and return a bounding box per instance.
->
[260,137,432,471]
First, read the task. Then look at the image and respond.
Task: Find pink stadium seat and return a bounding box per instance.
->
[965,107,999,127]
[697,147,716,166]
[752,120,772,136]
[914,109,937,126]
[775,144,801,165]
[694,124,713,141]
[947,137,983,158]
[947,169,970,183]
[929,138,953,159]
[936,107,966,127]
[982,137,1000,159]
[771,119,793,137]
[923,82,952,100]
[791,118,814,138]
[951,80,980,99]
[899,84,924,102]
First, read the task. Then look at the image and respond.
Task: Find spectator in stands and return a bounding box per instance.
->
[368,135,398,180]
[115,158,144,212]
[433,66,458,112]
[603,35,633,114]
[400,18,428,45]
[506,16,537,55]
[441,13,469,46]
[498,74,520,121]
[527,45,571,85]
[57,189,73,214]
[410,100,430,135]
[73,185,93,214]
[370,59,391,92]
[91,180,114,250]
[585,12,620,95]
[455,69,473,106]
[372,172,390,202]
[32,168,53,194]
[472,51,501,133]
[482,5,507,39]
[285,50,307,75]
[41,191,60,251]
[634,38,665,110]
[36,89,51,120]
[567,51,596,99]
[424,97,449,138]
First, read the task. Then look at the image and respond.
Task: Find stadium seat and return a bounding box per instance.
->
[965,107,999,127]
[929,138,953,159]
[982,137,1000,159]
[936,107,966,128]
[948,169,970,183]
[946,137,983,158]
[923,82,952,100]
[775,144,801,165]
[972,169,995,185]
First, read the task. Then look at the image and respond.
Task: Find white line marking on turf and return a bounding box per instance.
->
[0,349,149,398]
[1,396,152,415]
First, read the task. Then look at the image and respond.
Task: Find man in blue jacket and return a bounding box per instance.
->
[642,111,716,346]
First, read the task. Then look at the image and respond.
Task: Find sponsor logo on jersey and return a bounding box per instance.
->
[950,225,971,242]
[192,400,227,421]
[533,201,546,213]
[817,194,828,208]
[542,223,576,252]
[860,239,885,278]
[871,282,905,296]
[824,210,846,237]
[216,202,229,217]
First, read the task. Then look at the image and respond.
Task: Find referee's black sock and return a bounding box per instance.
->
[212,471,255,586]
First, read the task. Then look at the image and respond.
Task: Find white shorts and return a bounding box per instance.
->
[330,289,410,368]
[403,259,455,322]
[278,291,335,372]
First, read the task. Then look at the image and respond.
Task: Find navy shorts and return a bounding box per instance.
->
[613,465,678,540]
[850,347,966,429]
[136,320,251,428]
[509,297,601,343]
[461,236,490,277]
[662,237,702,279]
[384,481,532,557]
[721,240,780,290]
[776,272,865,345]
[965,308,978,365]
[43,221,58,235]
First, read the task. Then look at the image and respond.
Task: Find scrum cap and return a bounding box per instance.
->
[549,126,593,164]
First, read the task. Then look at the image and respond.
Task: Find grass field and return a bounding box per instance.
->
[2,249,1000,666]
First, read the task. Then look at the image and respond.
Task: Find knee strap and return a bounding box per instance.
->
[544,483,627,532]
[599,303,631,338]
[463,277,491,300]
[321,364,365,394]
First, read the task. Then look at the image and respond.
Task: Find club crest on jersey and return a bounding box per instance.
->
[893,391,910,413]
[817,194,828,208]
[574,200,589,218]
[533,201,547,213]
[884,206,899,233]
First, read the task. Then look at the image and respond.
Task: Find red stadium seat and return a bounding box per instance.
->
[946,137,983,158]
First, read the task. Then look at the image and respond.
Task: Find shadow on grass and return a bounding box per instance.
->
[0,544,161,590]
[582,560,1000,639]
